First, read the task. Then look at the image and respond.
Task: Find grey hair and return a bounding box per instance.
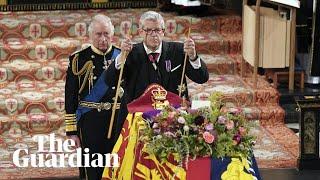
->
[139,11,165,29]
[88,14,114,37]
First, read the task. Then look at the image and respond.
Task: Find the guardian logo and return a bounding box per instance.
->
[12,133,119,168]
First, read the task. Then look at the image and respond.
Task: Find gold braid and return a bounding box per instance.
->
[71,54,94,94]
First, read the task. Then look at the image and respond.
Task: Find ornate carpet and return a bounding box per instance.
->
[0,8,298,179]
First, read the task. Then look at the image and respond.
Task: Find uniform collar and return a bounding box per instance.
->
[91,45,113,56]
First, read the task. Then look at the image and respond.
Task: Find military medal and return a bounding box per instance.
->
[103,57,112,70]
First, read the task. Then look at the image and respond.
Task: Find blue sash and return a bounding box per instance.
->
[76,48,121,122]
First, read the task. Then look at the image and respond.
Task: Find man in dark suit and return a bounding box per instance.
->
[64,14,121,180]
[106,11,209,135]
[108,10,208,102]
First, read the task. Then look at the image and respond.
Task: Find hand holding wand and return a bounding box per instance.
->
[107,22,132,139]
[178,26,191,97]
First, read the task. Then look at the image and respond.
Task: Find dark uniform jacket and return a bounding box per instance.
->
[64,45,121,180]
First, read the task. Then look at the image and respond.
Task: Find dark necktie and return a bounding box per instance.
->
[148,53,159,63]
[148,53,161,84]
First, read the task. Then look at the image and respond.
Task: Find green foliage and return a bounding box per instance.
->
[139,92,256,164]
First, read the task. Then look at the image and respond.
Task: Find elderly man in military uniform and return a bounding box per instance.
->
[64,14,121,180]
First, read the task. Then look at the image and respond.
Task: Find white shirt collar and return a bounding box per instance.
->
[143,42,162,61]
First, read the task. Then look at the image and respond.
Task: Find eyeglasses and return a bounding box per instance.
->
[142,28,164,35]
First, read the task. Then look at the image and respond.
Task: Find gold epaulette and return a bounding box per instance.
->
[65,113,77,132]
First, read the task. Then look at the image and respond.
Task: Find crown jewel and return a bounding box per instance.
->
[151,87,168,110]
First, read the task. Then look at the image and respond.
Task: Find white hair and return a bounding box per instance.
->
[139,11,165,29]
[88,14,114,37]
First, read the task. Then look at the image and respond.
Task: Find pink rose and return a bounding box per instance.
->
[203,131,215,144]
[239,126,246,136]
[226,121,234,130]
[226,120,234,130]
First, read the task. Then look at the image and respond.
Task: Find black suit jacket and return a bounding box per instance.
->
[107,41,209,103]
